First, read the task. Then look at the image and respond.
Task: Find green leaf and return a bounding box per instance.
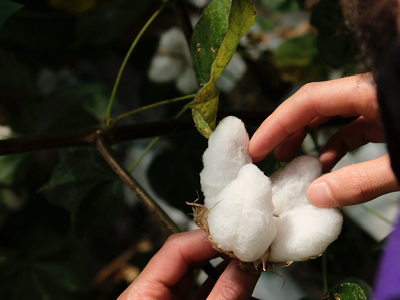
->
[0,1,23,28]
[0,153,29,185]
[191,0,231,85]
[42,148,124,238]
[188,0,256,138]
[322,283,367,300]
[335,279,372,300]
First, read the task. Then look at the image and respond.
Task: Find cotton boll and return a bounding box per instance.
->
[200,116,252,207]
[148,55,184,83]
[271,156,322,215]
[207,164,277,262]
[175,66,198,94]
[158,27,187,53]
[268,205,343,263]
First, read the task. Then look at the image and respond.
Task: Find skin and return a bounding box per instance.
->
[248,74,400,207]
[117,230,260,300]
[118,74,400,299]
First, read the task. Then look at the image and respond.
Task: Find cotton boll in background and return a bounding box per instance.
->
[147,27,198,93]
[268,205,343,263]
[200,116,252,207]
[271,156,322,215]
[207,164,277,262]
[215,53,247,93]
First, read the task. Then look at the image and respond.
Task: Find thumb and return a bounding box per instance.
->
[307,154,400,208]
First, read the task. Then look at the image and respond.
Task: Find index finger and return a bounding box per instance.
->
[248,74,378,161]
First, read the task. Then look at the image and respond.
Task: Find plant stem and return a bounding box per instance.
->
[128,107,188,173]
[128,136,160,173]
[96,134,180,234]
[359,204,392,225]
[111,94,196,127]
[96,133,229,287]
[105,3,165,127]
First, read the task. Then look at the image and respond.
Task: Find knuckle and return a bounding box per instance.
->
[345,167,372,201]
[218,279,247,300]
[298,82,318,99]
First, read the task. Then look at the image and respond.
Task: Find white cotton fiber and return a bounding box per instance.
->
[268,205,343,262]
[271,156,322,215]
[200,116,252,208]
[207,164,277,262]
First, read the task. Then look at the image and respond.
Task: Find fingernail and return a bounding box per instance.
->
[307,182,334,207]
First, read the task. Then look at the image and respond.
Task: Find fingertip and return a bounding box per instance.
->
[307,181,335,208]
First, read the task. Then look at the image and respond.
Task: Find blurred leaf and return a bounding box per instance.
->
[0,153,29,185]
[35,83,109,133]
[322,283,367,300]
[273,35,318,67]
[0,224,82,300]
[310,0,358,69]
[188,0,256,137]
[42,148,124,238]
[0,1,23,28]
[260,0,299,12]
[273,34,326,82]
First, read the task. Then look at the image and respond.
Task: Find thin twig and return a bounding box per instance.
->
[111,94,196,127]
[96,134,180,234]
[106,3,165,126]
[96,133,226,286]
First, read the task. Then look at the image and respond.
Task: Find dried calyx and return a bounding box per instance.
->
[190,116,343,271]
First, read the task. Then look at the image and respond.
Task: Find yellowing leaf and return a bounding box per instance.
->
[188,0,256,138]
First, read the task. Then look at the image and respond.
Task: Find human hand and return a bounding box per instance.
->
[249,74,400,208]
[117,229,260,300]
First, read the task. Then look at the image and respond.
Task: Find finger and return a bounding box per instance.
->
[193,259,231,300]
[207,260,261,300]
[307,154,400,208]
[273,116,333,162]
[319,117,385,172]
[118,230,218,300]
[249,74,378,161]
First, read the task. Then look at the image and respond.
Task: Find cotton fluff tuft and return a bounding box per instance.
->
[200,116,252,208]
[207,164,277,262]
[268,205,343,262]
[271,156,322,215]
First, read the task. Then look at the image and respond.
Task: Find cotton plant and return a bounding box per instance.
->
[148,27,247,94]
[191,116,343,271]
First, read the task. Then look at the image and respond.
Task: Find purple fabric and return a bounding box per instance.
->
[374,207,400,300]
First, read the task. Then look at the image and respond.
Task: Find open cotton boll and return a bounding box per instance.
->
[271,155,322,215]
[200,116,252,208]
[268,205,343,263]
[207,164,277,262]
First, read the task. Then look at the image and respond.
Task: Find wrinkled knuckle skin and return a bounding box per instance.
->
[346,168,372,202]
[218,279,248,300]
[298,82,318,99]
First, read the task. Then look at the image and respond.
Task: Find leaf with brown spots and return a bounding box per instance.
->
[188,0,256,138]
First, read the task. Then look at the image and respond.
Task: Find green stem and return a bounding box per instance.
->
[105,3,165,127]
[111,94,196,127]
[359,204,392,225]
[128,107,188,173]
